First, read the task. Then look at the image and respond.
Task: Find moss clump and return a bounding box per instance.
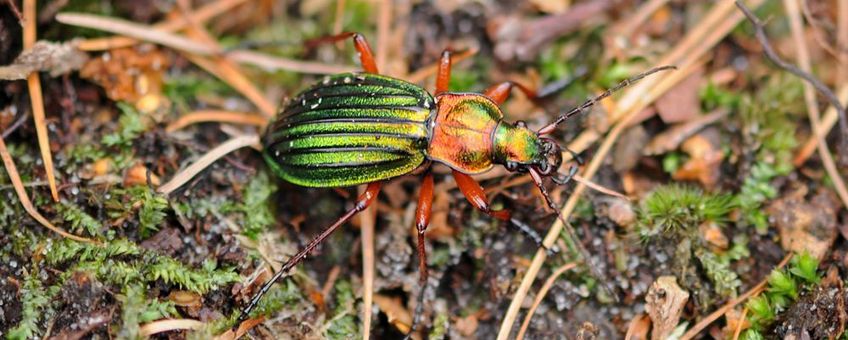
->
[6,271,59,340]
[324,280,359,340]
[637,184,734,240]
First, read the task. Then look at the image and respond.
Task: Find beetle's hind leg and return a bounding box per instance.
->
[305,32,379,73]
[237,182,383,324]
[405,170,435,339]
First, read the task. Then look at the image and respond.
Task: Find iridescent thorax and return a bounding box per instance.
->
[427,93,546,174]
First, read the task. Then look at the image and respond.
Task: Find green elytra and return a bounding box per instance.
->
[263,72,551,187]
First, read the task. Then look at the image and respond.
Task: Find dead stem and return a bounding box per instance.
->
[679,253,793,340]
[158,133,261,196]
[24,0,59,202]
[139,319,204,337]
[165,110,267,132]
[0,135,93,243]
[515,262,577,340]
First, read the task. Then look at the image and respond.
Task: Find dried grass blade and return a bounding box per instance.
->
[158,133,260,196]
[0,136,93,243]
[165,110,267,132]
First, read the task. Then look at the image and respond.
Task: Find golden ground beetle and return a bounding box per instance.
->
[239,32,673,334]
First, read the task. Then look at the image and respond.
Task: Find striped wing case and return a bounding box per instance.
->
[264,73,435,187]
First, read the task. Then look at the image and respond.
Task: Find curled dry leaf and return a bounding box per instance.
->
[124,163,161,187]
[645,276,689,340]
[699,221,729,251]
[672,129,724,189]
[624,313,650,340]
[373,293,412,334]
[766,185,839,260]
[0,41,88,80]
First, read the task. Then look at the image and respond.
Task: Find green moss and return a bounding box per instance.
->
[57,201,102,237]
[636,185,734,240]
[325,280,359,340]
[104,186,169,238]
[428,312,450,339]
[116,284,178,339]
[47,239,240,294]
[6,271,59,340]
[219,170,276,240]
[735,76,803,233]
[695,248,741,298]
[744,252,822,332]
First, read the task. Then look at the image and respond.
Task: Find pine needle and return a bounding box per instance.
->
[23,0,58,202]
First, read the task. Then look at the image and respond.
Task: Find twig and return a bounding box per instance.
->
[165,110,267,132]
[24,0,59,202]
[736,0,848,210]
[158,133,261,196]
[76,0,248,51]
[516,262,577,340]
[679,253,792,340]
[0,135,93,243]
[56,13,219,55]
[572,174,629,200]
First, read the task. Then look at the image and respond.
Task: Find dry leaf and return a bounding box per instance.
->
[625,313,651,340]
[766,186,839,260]
[699,221,728,251]
[373,293,412,334]
[672,129,723,189]
[124,163,160,187]
[645,276,688,340]
[644,109,729,155]
[654,70,703,123]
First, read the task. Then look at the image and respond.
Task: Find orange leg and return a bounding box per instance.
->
[306,32,379,73]
[482,81,538,105]
[407,170,434,337]
[452,170,511,221]
[435,50,452,95]
[239,182,382,322]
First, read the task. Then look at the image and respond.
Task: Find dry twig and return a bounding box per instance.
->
[158,133,261,196]
[24,0,59,202]
[0,136,92,242]
[516,262,577,340]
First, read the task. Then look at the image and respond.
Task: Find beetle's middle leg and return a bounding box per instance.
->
[305,32,379,73]
[405,170,435,338]
[238,181,383,322]
[452,170,511,220]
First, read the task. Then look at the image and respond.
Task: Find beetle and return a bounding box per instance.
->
[238,32,673,330]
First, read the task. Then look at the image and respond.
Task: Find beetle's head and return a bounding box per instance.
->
[494,121,562,176]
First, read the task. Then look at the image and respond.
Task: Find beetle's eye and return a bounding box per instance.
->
[505,161,517,171]
[516,120,527,128]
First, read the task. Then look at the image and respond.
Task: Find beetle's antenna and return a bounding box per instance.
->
[527,168,618,300]
[537,65,676,136]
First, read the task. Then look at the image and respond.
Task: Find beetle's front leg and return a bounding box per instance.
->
[483,81,538,105]
[306,32,379,73]
[452,170,511,221]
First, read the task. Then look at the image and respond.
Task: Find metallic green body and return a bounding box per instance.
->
[263,73,435,187]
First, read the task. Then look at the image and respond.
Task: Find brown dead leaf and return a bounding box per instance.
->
[373,293,412,334]
[168,290,202,308]
[624,313,651,340]
[654,69,703,123]
[645,276,688,340]
[766,186,839,260]
[455,312,480,337]
[613,125,648,172]
[124,163,160,187]
[699,221,729,251]
[672,129,724,189]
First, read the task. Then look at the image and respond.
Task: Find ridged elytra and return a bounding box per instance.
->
[240,32,674,335]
